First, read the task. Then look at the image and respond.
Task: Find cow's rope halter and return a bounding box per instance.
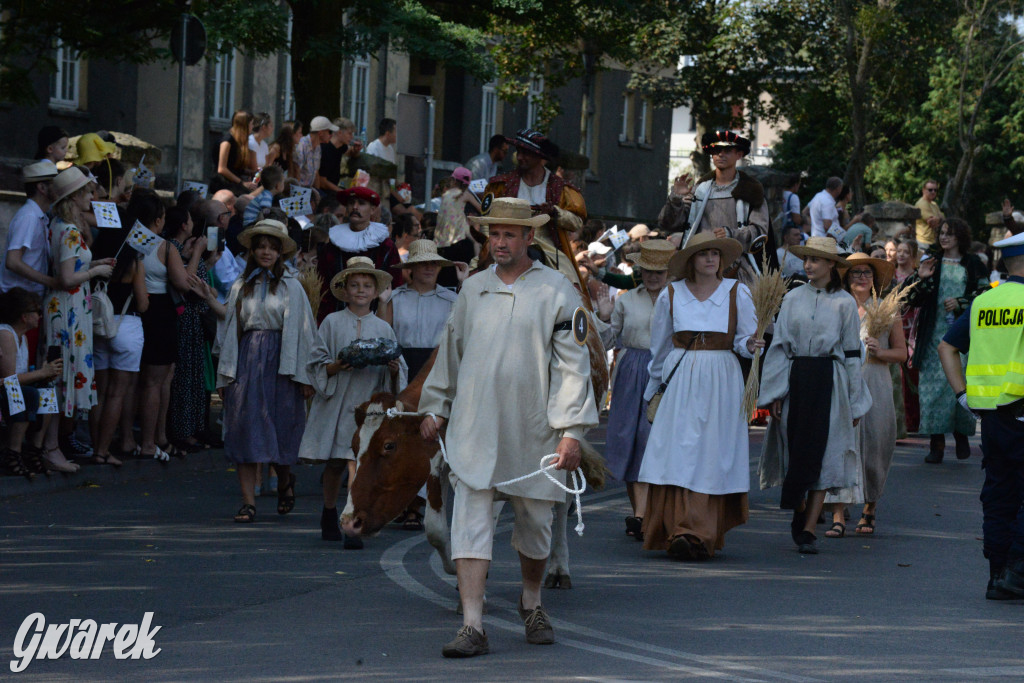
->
[383,408,587,535]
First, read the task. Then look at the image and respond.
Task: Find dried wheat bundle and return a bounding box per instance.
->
[740,254,790,418]
[297,264,324,321]
[862,281,917,340]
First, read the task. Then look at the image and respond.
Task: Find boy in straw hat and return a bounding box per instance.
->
[298,256,406,547]
[383,240,459,380]
[420,197,598,657]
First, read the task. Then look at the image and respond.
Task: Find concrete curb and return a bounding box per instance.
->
[0,449,229,499]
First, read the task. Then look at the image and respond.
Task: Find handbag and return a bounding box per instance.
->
[93,281,133,339]
[646,354,683,423]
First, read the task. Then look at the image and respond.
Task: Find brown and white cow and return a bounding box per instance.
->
[342,313,609,588]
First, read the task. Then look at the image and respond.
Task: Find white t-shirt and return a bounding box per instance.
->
[808,189,839,238]
[366,138,396,164]
[516,169,550,206]
[0,199,50,295]
[782,190,801,227]
[248,134,269,167]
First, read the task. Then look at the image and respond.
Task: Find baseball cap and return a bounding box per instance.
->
[309,116,340,133]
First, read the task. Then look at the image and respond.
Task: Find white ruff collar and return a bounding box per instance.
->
[329,222,389,252]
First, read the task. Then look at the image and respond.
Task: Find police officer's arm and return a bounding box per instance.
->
[938,306,972,396]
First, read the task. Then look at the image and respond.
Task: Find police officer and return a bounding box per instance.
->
[938,231,1024,600]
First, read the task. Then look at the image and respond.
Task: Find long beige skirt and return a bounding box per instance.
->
[642,485,749,557]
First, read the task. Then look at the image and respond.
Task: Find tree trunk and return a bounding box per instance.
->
[840,0,876,210]
[289,0,347,126]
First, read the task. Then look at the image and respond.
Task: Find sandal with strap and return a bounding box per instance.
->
[855,514,875,535]
[234,504,256,523]
[159,442,186,459]
[825,522,845,538]
[277,473,296,515]
[22,446,48,476]
[2,448,34,480]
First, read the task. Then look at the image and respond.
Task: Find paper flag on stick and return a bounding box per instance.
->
[609,230,630,250]
[133,155,155,189]
[290,185,313,202]
[125,220,163,256]
[182,181,209,199]
[37,388,58,415]
[295,215,312,230]
[468,179,488,194]
[4,375,26,415]
[279,195,311,218]
[92,202,121,228]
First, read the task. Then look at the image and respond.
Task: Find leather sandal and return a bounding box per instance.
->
[855,514,875,535]
[825,522,845,538]
[277,473,296,515]
[234,504,256,523]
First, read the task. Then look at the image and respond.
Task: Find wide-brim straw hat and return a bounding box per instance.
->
[238,219,298,258]
[331,256,392,300]
[51,167,92,204]
[626,239,675,271]
[787,236,849,265]
[468,197,550,228]
[839,252,894,289]
[398,239,454,269]
[668,231,743,279]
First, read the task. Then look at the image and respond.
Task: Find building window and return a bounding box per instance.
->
[49,41,80,109]
[349,56,370,135]
[526,75,544,128]
[480,82,497,154]
[619,92,634,142]
[638,97,651,145]
[211,50,236,123]
[282,12,296,120]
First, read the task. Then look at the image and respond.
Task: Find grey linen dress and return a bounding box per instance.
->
[757,285,873,504]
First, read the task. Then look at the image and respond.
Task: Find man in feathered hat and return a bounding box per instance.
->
[484,129,589,297]
[658,130,777,283]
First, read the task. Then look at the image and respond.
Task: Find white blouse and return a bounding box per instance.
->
[610,285,657,350]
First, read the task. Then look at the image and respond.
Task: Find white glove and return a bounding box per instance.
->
[957,391,979,418]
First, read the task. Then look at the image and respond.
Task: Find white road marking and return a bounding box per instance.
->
[381,490,822,683]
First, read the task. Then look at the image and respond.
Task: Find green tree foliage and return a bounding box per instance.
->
[866,4,1024,231]
[0,0,288,105]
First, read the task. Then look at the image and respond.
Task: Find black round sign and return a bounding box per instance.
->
[170,15,207,66]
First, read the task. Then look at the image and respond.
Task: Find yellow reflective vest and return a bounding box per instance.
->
[965,281,1024,410]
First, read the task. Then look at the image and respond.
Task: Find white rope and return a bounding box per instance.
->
[385,408,588,535]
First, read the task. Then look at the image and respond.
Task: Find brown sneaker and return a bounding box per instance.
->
[441,625,489,658]
[518,597,555,645]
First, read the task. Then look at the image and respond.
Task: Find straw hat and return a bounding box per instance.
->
[468,197,550,228]
[628,224,659,241]
[787,236,848,264]
[398,239,454,269]
[51,167,92,204]
[668,231,743,279]
[330,256,392,299]
[626,239,675,271]
[76,133,118,165]
[238,219,297,258]
[22,161,58,182]
[839,252,894,289]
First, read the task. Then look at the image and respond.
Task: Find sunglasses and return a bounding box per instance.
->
[925,187,938,192]
[711,147,739,155]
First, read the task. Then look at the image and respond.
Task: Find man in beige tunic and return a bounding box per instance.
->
[419,198,598,658]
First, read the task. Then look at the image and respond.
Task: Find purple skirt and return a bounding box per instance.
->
[605,347,652,482]
[223,331,306,465]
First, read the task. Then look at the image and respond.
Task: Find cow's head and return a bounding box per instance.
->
[342,392,437,537]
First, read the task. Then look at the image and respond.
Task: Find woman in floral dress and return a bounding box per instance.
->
[42,168,114,468]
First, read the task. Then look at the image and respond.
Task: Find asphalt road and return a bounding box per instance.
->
[1,425,1022,682]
